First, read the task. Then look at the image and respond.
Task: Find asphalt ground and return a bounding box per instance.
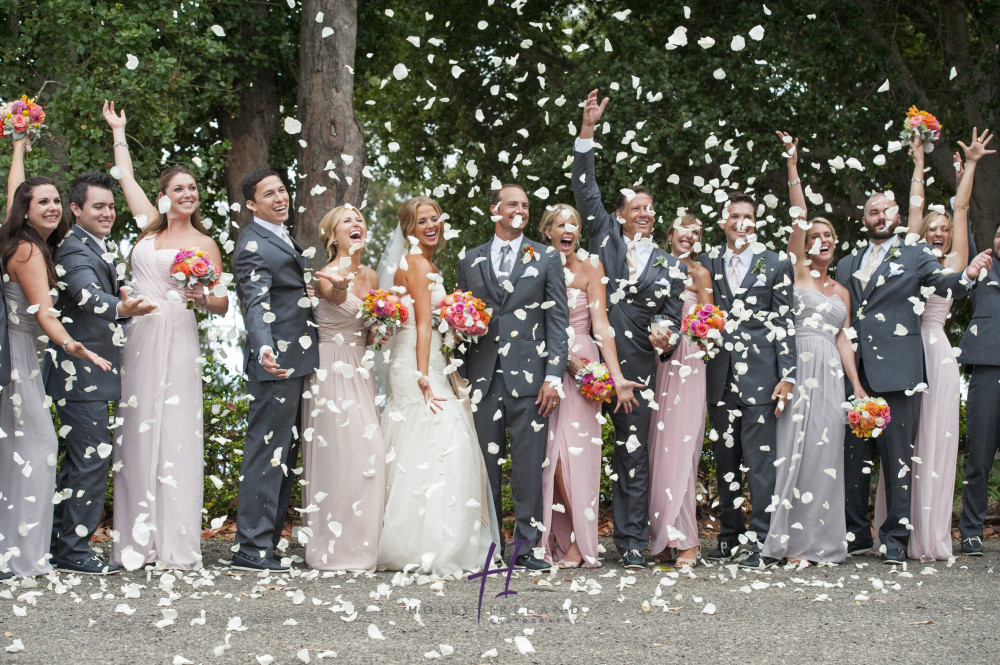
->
[1,537,997,665]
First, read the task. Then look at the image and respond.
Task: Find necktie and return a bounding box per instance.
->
[728,255,741,290]
[625,241,639,282]
[498,243,514,278]
[858,246,882,288]
[279,226,295,249]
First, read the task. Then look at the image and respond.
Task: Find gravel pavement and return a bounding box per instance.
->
[1,537,997,664]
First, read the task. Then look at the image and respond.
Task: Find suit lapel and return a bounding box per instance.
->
[862,251,894,301]
[262,227,303,265]
[635,247,663,292]
[505,242,530,301]
[713,254,733,303]
[72,226,116,288]
[738,252,762,291]
[477,245,501,303]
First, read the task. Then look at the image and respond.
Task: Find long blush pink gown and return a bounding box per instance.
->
[301,293,384,570]
[874,294,959,561]
[113,236,204,570]
[538,287,602,568]
[648,290,706,556]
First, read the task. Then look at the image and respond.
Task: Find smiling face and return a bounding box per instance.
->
[160,171,199,218]
[923,214,952,255]
[863,193,899,242]
[805,220,837,267]
[70,185,115,239]
[543,206,581,255]
[492,186,529,240]
[247,175,289,225]
[332,208,367,256]
[26,183,64,239]
[413,203,441,252]
[669,220,702,259]
[720,200,755,250]
[618,193,654,240]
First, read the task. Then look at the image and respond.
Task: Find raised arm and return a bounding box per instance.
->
[8,244,110,370]
[572,89,614,243]
[907,137,926,235]
[5,138,29,220]
[950,128,995,272]
[776,131,808,271]
[101,100,159,225]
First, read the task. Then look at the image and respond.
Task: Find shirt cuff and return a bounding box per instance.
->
[544,374,563,386]
[258,346,273,364]
[115,301,124,320]
[574,137,593,153]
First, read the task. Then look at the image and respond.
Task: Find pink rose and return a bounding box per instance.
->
[11,114,28,133]
[847,410,862,425]
[190,258,210,278]
[692,321,709,338]
[910,117,923,129]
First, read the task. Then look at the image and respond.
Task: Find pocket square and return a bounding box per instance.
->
[887,262,905,277]
[655,277,671,286]
[524,266,539,278]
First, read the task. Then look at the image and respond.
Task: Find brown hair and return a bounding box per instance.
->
[615,185,653,213]
[397,196,444,252]
[539,203,581,244]
[0,176,68,286]
[318,205,367,261]
[668,213,703,258]
[718,191,756,220]
[917,210,953,257]
[133,165,202,248]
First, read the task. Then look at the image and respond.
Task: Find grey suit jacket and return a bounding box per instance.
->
[699,249,797,406]
[571,147,686,376]
[958,263,1000,367]
[836,240,971,393]
[43,225,125,402]
[456,237,569,397]
[233,222,319,382]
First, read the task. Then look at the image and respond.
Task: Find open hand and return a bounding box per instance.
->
[580,89,609,138]
[612,378,644,414]
[772,380,794,418]
[775,131,798,164]
[66,341,112,372]
[118,287,157,317]
[102,100,126,131]
[958,127,996,163]
[315,268,353,291]
[418,377,446,414]
[261,348,287,378]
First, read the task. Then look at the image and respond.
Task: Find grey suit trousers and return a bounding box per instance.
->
[959,365,1000,539]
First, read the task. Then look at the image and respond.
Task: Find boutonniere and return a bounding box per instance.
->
[753,257,767,275]
[886,246,901,261]
[653,255,668,268]
[521,246,537,264]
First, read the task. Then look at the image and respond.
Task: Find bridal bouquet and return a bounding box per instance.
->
[680,303,726,358]
[845,396,891,439]
[1,96,46,142]
[899,106,942,152]
[434,290,491,355]
[359,288,408,350]
[575,359,616,403]
[170,249,221,309]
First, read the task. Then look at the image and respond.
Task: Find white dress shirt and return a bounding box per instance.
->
[859,236,898,275]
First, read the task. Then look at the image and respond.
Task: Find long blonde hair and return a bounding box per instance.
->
[318,205,367,261]
[917,210,953,256]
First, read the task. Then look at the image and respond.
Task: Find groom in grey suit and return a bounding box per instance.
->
[46,171,156,575]
[232,169,319,572]
[457,184,569,570]
[700,192,797,570]
[836,192,991,563]
[957,224,1000,557]
[572,90,686,569]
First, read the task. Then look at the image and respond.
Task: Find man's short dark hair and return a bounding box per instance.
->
[614,185,653,213]
[69,171,115,211]
[490,183,526,210]
[241,168,283,203]
[719,191,756,220]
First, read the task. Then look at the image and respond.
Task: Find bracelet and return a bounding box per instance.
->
[62,338,72,351]
[911,177,925,184]
[113,141,127,148]
[787,178,801,187]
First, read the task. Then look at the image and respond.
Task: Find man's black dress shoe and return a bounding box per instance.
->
[882,548,905,564]
[846,541,872,556]
[621,549,646,570]
[705,541,740,562]
[55,556,121,576]
[961,536,983,557]
[513,553,550,571]
[738,552,779,570]
[230,550,291,573]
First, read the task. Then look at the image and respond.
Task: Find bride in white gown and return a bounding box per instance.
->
[376,197,499,577]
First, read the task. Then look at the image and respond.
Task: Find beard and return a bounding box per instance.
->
[865,219,896,241]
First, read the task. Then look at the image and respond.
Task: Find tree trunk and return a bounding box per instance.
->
[294,0,367,266]
[220,74,280,232]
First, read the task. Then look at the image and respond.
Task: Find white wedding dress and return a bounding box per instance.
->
[377,281,500,577]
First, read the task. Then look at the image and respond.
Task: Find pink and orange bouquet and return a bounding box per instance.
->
[844,396,891,439]
[170,249,220,309]
[1,95,46,142]
[434,290,491,355]
[680,303,726,358]
[359,288,408,350]
[900,106,942,152]
[575,359,616,403]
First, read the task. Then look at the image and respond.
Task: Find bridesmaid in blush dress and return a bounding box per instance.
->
[648,214,713,568]
[536,204,640,568]
[0,158,110,578]
[301,205,385,571]
[761,132,865,566]
[103,102,229,570]
[876,129,992,561]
